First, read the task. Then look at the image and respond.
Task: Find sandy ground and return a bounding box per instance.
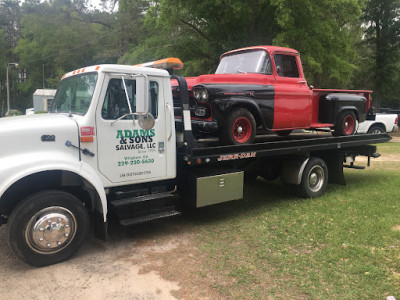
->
[0,220,191,299]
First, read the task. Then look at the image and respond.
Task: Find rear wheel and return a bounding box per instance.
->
[296,158,328,198]
[8,190,90,267]
[223,108,256,145]
[367,125,385,134]
[333,111,356,136]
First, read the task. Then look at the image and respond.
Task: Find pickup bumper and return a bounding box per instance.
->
[175,118,218,136]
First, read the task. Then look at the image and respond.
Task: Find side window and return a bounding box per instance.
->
[274,54,300,78]
[102,79,159,120]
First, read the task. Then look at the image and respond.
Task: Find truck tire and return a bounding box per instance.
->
[8,190,90,267]
[367,125,385,134]
[296,158,328,198]
[223,108,256,145]
[333,111,356,136]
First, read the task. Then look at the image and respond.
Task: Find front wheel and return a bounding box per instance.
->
[222,108,256,145]
[296,158,328,198]
[333,111,357,136]
[8,190,90,267]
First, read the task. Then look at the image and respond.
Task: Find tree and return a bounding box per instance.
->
[14,0,116,110]
[363,0,400,110]
[270,0,365,88]
[120,0,280,75]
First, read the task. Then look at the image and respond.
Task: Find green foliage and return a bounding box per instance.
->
[0,0,399,112]
[363,0,400,109]
[120,0,280,75]
[270,0,365,88]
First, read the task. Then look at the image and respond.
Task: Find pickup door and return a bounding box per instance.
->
[272,52,313,130]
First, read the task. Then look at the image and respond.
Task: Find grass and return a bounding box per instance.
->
[187,141,400,299]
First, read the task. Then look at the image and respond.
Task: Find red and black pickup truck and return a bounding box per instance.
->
[173,46,371,144]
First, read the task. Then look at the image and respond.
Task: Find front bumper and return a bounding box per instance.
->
[174,118,218,136]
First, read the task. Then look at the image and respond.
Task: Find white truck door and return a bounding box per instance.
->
[95,74,168,184]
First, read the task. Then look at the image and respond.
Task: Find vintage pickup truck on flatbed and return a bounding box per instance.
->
[172,46,371,144]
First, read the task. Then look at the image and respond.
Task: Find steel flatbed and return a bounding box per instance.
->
[181,133,391,165]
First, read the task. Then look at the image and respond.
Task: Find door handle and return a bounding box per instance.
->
[298,80,307,84]
[166,103,173,141]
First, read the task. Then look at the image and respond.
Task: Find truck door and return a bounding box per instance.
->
[272,53,313,129]
[95,74,168,184]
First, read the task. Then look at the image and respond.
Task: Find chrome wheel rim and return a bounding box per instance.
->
[25,206,77,254]
[307,165,325,193]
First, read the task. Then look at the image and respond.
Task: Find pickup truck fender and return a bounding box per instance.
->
[0,152,108,222]
[213,97,266,128]
[319,93,367,124]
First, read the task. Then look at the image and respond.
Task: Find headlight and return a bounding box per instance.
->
[192,86,209,102]
[193,89,202,100]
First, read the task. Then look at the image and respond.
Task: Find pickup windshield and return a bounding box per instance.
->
[215,50,272,75]
[50,73,98,115]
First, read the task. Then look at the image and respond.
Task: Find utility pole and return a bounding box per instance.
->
[6,62,19,116]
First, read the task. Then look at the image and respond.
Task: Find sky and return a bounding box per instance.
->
[87,0,118,12]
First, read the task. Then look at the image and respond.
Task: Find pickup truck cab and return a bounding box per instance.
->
[174,46,371,144]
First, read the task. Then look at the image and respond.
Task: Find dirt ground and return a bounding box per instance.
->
[0,219,197,299]
[0,132,398,299]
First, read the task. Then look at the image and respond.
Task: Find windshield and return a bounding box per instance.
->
[50,73,98,115]
[215,50,272,75]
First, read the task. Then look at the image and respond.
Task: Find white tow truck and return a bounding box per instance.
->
[0,61,391,266]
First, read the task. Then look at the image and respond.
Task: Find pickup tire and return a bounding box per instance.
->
[296,158,328,198]
[223,108,256,145]
[8,190,89,267]
[367,125,385,134]
[333,111,356,136]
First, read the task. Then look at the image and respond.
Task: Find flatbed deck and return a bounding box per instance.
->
[181,133,391,165]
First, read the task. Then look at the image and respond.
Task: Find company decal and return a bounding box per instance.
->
[217,152,256,162]
[115,129,156,151]
[114,129,157,172]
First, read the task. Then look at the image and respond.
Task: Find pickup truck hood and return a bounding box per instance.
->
[185,73,272,89]
[0,113,79,159]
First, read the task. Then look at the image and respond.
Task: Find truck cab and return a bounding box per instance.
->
[0,65,178,266]
[174,46,370,144]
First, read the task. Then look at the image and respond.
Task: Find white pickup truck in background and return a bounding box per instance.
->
[357,113,398,134]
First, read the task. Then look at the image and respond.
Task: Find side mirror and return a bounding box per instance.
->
[138,113,155,130]
[136,75,148,113]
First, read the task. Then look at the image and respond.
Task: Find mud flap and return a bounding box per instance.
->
[94,210,108,242]
[321,151,346,185]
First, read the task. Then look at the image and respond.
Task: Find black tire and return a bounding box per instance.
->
[222,108,256,145]
[333,110,357,136]
[296,158,328,198]
[8,190,90,267]
[367,125,385,134]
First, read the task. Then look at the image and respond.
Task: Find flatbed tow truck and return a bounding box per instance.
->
[0,64,391,266]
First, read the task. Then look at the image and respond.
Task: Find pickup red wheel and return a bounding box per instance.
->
[333,111,356,136]
[223,108,256,145]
